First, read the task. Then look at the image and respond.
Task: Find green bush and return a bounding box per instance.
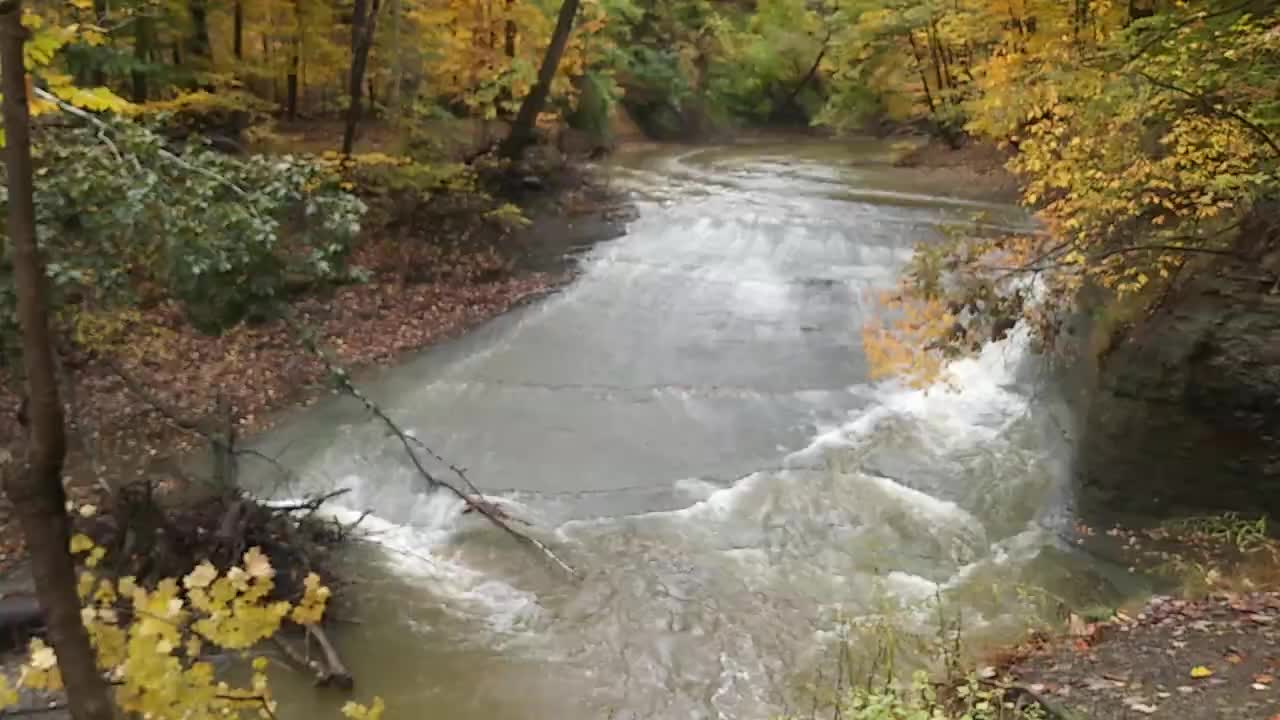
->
[1,120,365,340]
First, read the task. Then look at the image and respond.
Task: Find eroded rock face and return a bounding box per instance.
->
[1076,235,1280,521]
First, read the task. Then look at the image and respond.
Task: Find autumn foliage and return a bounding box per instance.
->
[829,0,1280,382]
[0,528,381,720]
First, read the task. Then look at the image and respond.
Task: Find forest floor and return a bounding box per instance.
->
[986,519,1280,720]
[1008,590,1280,719]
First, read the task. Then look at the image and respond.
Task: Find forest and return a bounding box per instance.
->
[0,0,1277,717]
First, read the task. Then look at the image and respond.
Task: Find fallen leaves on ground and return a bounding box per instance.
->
[1009,591,1280,719]
[0,239,573,576]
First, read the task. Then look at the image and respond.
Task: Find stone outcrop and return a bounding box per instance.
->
[1074,211,1280,521]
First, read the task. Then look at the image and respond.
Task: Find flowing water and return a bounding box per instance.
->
[247,138,1137,719]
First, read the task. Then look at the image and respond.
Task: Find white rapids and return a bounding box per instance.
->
[247,140,1129,720]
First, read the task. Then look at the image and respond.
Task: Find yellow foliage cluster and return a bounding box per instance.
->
[13,9,131,127]
[67,308,181,361]
[838,0,1278,382]
[411,0,614,118]
[0,536,380,720]
[862,289,952,389]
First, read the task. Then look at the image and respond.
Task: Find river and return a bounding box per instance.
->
[247,138,1136,719]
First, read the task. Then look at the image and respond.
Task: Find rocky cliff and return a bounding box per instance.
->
[1075,211,1280,522]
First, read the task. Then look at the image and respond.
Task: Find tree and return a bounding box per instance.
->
[132,12,153,103]
[500,0,582,159]
[0,3,116,719]
[187,0,213,67]
[233,0,244,59]
[343,0,382,154]
[830,0,1280,383]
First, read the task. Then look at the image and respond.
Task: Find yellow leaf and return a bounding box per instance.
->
[1190,665,1215,679]
[69,533,94,554]
[184,562,218,590]
[243,547,273,580]
[29,640,56,670]
[0,674,19,708]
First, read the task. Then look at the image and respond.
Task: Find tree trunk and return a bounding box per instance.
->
[188,0,212,66]
[785,38,827,106]
[131,13,151,102]
[233,0,244,59]
[0,7,115,720]
[935,20,956,90]
[91,0,108,85]
[342,0,381,154]
[499,0,580,160]
[390,0,401,115]
[906,31,937,114]
[287,49,300,119]
[926,22,947,93]
[504,0,516,58]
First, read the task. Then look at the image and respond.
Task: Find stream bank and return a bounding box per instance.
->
[888,141,1280,720]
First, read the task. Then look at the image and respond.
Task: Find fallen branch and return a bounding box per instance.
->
[271,634,333,686]
[336,510,372,539]
[403,435,529,526]
[305,624,354,690]
[292,323,579,579]
[268,488,352,514]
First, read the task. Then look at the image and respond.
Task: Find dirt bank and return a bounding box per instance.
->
[892,136,1022,202]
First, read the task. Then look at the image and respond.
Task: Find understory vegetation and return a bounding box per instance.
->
[789,672,1047,720]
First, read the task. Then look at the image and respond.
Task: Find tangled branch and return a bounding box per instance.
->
[291,320,579,579]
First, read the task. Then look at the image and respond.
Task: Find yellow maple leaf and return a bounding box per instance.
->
[69,533,94,554]
[29,639,57,670]
[183,562,218,590]
[1190,665,1215,679]
[243,547,274,580]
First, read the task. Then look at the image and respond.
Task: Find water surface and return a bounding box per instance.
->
[249,139,1129,720]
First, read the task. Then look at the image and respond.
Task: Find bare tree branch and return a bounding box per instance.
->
[291,322,579,579]
[1132,70,1280,159]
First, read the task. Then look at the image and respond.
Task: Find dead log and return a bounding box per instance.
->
[305,624,354,690]
[294,327,579,579]
[271,634,333,687]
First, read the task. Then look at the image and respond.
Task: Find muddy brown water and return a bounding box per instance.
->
[244,138,1144,719]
